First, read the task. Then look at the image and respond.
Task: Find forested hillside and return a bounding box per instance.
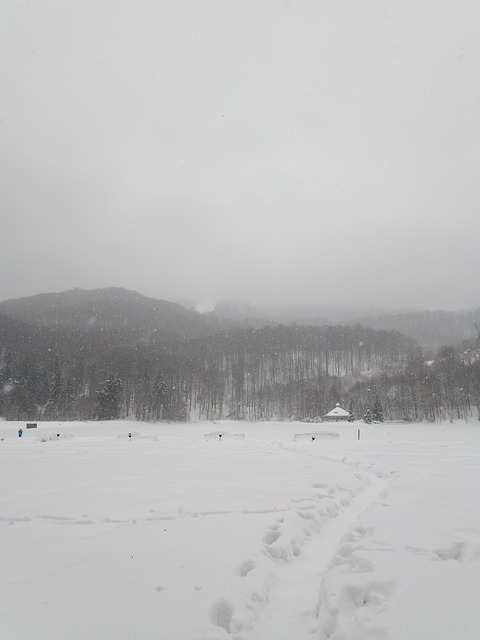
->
[1,289,479,423]
[212,302,480,351]
[348,310,480,352]
[0,287,225,341]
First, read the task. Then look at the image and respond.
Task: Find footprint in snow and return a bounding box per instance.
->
[263,529,281,545]
[433,541,480,562]
[210,599,235,633]
[331,545,375,573]
[297,510,315,520]
[344,526,374,542]
[236,559,256,577]
[312,482,329,489]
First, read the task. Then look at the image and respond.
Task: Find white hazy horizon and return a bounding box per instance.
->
[2,1,479,311]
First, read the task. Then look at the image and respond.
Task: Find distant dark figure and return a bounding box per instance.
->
[57,434,60,440]
[311,436,316,441]
[18,428,23,438]
[218,433,222,440]
[128,432,132,440]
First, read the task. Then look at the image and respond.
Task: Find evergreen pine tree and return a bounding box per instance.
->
[348,399,355,422]
[96,375,123,420]
[0,351,16,419]
[151,372,168,420]
[363,408,372,424]
[372,396,384,422]
[45,358,63,420]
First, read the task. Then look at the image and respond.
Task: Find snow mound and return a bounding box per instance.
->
[204,431,246,441]
[116,432,158,441]
[294,431,339,441]
[36,432,74,442]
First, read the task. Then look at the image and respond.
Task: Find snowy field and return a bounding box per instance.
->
[1,420,480,640]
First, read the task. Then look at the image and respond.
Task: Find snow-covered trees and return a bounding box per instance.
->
[96,375,123,420]
[348,399,355,422]
[372,396,384,422]
[1,311,479,423]
[363,408,373,424]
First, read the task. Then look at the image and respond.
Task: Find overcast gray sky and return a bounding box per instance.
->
[1,0,479,311]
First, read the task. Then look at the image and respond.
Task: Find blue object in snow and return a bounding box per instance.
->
[18,428,23,438]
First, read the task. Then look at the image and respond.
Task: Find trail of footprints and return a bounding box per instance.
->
[316,525,395,640]
[209,480,363,637]
[315,523,480,638]
[209,476,480,639]
[6,477,480,640]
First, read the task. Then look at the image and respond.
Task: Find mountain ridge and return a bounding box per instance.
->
[2,287,479,352]
[0,287,226,341]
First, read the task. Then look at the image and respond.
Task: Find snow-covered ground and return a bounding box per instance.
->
[1,419,480,640]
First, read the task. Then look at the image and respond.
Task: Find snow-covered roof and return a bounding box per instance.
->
[324,403,349,417]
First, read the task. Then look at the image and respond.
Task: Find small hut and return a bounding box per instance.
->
[323,403,349,422]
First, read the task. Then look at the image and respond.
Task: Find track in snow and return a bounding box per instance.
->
[248,473,387,640]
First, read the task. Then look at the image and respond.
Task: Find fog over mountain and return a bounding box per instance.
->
[2,1,480,310]
[2,286,479,424]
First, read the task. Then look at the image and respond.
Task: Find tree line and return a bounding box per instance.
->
[1,319,479,423]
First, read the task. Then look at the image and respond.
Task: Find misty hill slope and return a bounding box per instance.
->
[0,309,149,369]
[5,289,475,352]
[211,301,480,352]
[3,287,478,424]
[0,288,226,341]
[348,310,480,352]
[0,307,418,422]
[210,301,376,326]
[0,312,51,353]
